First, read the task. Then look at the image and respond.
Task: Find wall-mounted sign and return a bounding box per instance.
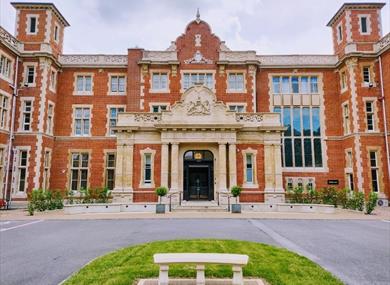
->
[327,180,339,185]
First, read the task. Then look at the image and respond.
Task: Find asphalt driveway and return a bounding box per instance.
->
[0,219,389,285]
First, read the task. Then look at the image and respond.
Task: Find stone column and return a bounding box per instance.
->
[170,143,179,192]
[161,143,169,188]
[264,142,285,203]
[228,143,237,188]
[218,143,227,193]
[112,142,134,203]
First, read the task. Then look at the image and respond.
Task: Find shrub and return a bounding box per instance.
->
[336,188,349,209]
[347,191,365,211]
[67,190,75,205]
[365,192,378,215]
[231,185,242,198]
[53,190,64,209]
[319,187,337,206]
[155,186,168,204]
[80,188,92,204]
[28,189,47,211]
[27,202,34,216]
[96,187,111,203]
[27,189,64,212]
[291,186,304,203]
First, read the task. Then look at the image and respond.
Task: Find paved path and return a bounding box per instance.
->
[0,218,389,285]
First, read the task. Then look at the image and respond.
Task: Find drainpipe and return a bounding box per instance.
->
[4,56,19,207]
[378,55,390,187]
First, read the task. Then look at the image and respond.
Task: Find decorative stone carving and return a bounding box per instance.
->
[219,51,257,62]
[134,113,162,122]
[171,64,178,77]
[374,32,390,52]
[142,51,178,62]
[59,55,128,66]
[218,65,226,76]
[0,26,22,51]
[195,34,201,47]
[196,8,201,24]
[220,41,231,51]
[236,113,263,123]
[187,97,210,115]
[166,41,177,51]
[184,50,213,64]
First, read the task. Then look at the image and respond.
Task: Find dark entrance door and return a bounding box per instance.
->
[183,150,214,201]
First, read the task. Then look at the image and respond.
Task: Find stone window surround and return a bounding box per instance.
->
[49,66,57,92]
[0,50,15,83]
[139,147,156,188]
[366,147,383,194]
[336,21,343,44]
[180,70,216,93]
[103,149,116,190]
[42,147,52,190]
[241,147,258,188]
[226,70,247,93]
[342,101,351,135]
[226,103,247,112]
[71,104,93,137]
[12,146,31,198]
[18,97,35,133]
[26,14,39,35]
[53,22,60,43]
[149,70,170,93]
[285,177,316,191]
[107,73,127,95]
[67,149,91,192]
[73,72,94,96]
[363,97,379,133]
[149,102,170,113]
[106,104,126,136]
[359,62,376,87]
[0,91,11,131]
[46,100,55,135]
[358,14,371,35]
[23,62,38,87]
[269,72,328,173]
[339,68,348,93]
[344,148,353,173]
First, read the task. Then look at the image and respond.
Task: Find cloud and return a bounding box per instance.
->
[1,0,389,55]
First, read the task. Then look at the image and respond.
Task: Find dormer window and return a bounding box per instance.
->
[27,16,38,34]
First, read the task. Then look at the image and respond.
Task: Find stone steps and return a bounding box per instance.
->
[173,205,226,212]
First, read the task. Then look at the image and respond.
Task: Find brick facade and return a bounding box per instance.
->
[0,2,389,204]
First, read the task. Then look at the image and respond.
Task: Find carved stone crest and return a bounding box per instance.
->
[187,97,210,115]
[184,50,213,64]
[195,34,201,47]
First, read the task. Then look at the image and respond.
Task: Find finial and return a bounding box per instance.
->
[196,8,201,23]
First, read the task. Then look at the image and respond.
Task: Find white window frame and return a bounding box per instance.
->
[42,148,51,190]
[227,72,246,93]
[342,102,351,135]
[23,63,37,87]
[72,105,92,137]
[73,73,94,96]
[180,70,216,92]
[69,151,90,192]
[0,145,5,197]
[106,105,125,136]
[364,99,377,132]
[108,74,126,95]
[345,149,354,191]
[149,103,170,113]
[139,148,156,188]
[368,150,380,193]
[16,148,29,193]
[340,70,347,92]
[150,72,169,93]
[19,97,34,132]
[46,101,55,135]
[358,14,371,35]
[49,68,57,92]
[242,148,258,188]
[104,151,116,190]
[0,92,10,130]
[227,103,246,112]
[26,14,39,35]
[0,52,14,83]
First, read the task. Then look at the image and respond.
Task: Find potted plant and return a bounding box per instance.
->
[155,186,168,214]
[231,185,242,213]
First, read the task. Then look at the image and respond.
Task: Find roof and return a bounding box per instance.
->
[11,2,70,27]
[326,2,385,26]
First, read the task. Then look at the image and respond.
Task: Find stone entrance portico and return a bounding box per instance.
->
[112,85,285,205]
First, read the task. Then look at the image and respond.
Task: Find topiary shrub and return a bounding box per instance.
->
[365,192,378,215]
[155,186,168,204]
[231,185,242,204]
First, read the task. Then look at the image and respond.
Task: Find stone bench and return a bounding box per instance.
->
[153,253,249,285]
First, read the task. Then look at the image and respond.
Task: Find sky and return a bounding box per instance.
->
[1,0,389,55]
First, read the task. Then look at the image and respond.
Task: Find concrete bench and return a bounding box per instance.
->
[153,253,249,285]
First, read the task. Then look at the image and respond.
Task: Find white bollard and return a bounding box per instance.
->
[196,264,206,285]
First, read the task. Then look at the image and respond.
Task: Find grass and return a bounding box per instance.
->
[64,239,343,285]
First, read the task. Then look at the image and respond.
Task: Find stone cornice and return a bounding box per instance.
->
[59,54,128,67]
[258,55,338,68]
[140,50,178,64]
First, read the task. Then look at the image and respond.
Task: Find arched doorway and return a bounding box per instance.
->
[183,150,214,201]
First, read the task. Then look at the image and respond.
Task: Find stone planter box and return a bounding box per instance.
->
[156,204,166,214]
[231,204,241,213]
[241,203,335,214]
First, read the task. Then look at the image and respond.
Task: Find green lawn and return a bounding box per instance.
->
[64,239,343,285]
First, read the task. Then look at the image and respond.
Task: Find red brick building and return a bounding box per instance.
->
[0,2,389,206]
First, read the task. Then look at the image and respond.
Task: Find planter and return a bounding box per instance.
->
[156,204,166,214]
[231,204,241,213]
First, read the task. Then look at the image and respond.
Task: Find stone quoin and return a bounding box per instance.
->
[0,2,389,206]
